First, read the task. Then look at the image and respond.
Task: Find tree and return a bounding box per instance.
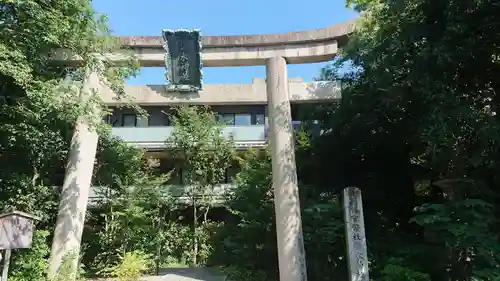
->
[82,131,171,276]
[211,149,277,280]
[299,0,500,279]
[0,0,142,278]
[210,148,346,281]
[4,0,500,280]
[168,105,234,266]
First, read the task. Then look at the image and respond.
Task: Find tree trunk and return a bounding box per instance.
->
[203,206,210,223]
[192,192,198,266]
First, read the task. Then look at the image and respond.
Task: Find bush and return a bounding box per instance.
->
[381,264,430,281]
[8,230,50,281]
[107,251,153,281]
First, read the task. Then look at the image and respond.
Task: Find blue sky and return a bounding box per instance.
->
[92,0,357,85]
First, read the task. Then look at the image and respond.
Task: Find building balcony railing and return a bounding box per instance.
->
[111,125,267,150]
[89,184,235,207]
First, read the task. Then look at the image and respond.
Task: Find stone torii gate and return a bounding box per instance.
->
[48,20,355,281]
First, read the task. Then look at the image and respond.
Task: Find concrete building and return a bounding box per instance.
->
[99,77,341,188]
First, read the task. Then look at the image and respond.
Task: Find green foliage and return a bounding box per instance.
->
[210,150,277,279]
[8,230,51,281]
[93,132,157,187]
[169,105,234,191]
[51,251,85,281]
[210,149,346,281]
[169,105,235,265]
[81,106,235,275]
[0,1,152,280]
[301,0,500,279]
[8,234,86,281]
[380,263,430,281]
[302,200,346,280]
[0,0,139,232]
[206,2,500,278]
[220,265,270,281]
[194,221,219,265]
[107,251,153,281]
[169,105,234,209]
[84,162,169,275]
[411,199,500,279]
[160,221,193,266]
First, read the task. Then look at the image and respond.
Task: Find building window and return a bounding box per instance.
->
[219,114,235,125]
[122,114,136,127]
[164,114,171,126]
[292,120,301,130]
[136,115,149,127]
[219,113,257,126]
[234,114,251,126]
[254,114,265,125]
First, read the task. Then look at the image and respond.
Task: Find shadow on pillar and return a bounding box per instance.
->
[49,120,98,278]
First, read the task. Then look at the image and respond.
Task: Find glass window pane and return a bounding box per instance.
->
[136,115,149,127]
[122,114,136,127]
[164,114,171,126]
[255,114,265,125]
[234,114,251,125]
[222,114,234,125]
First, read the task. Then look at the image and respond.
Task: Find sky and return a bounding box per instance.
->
[92,0,358,85]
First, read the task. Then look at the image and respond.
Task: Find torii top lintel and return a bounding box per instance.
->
[52,19,356,67]
[121,19,355,48]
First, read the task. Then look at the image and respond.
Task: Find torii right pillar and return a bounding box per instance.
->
[265,56,308,281]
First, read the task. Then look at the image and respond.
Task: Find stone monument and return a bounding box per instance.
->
[342,186,370,281]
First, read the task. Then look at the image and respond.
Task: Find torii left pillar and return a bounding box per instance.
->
[48,71,101,279]
[266,56,308,281]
